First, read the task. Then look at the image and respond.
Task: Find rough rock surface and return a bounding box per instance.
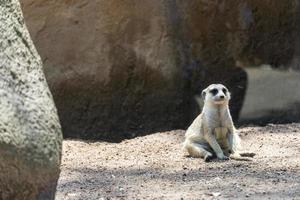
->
[20,0,190,141]
[0,0,62,199]
[20,0,300,140]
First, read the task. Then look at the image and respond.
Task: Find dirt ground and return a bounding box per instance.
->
[56,123,300,200]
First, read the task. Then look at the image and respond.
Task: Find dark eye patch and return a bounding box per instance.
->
[210,88,218,96]
[222,88,227,94]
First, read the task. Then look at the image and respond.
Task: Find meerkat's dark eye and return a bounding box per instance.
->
[210,89,218,96]
[222,88,227,94]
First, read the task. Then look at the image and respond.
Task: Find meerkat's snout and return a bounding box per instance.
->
[202,84,231,105]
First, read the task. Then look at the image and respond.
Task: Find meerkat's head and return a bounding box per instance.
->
[202,84,231,105]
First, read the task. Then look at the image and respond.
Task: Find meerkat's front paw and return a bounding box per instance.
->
[204,152,213,162]
[216,153,229,160]
[224,150,231,157]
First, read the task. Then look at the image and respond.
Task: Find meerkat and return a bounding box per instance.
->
[183,84,254,162]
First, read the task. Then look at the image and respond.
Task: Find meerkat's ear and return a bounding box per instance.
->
[201,89,206,100]
[227,91,231,99]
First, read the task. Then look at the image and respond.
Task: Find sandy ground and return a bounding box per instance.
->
[56,124,300,200]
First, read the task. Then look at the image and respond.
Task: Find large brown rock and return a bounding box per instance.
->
[0,0,62,199]
[20,0,189,141]
[20,0,300,140]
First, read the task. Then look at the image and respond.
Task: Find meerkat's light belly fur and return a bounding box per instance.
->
[214,127,230,149]
[184,123,232,152]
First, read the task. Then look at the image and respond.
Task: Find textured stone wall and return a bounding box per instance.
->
[0,0,62,199]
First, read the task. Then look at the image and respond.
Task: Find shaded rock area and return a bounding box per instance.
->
[0,0,62,199]
[20,0,300,141]
[240,67,300,125]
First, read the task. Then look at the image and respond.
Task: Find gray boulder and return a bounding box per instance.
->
[0,0,62,199]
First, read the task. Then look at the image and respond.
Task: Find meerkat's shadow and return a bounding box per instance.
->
[184,152,256,162]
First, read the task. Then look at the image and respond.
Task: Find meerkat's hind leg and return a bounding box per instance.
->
[228,129,256,158]
[184,142,213,162]
[228,132,241,153]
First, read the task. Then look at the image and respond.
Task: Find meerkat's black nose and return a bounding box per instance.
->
[220,95,225,99]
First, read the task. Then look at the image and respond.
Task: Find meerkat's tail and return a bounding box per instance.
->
[229,154,253,161]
